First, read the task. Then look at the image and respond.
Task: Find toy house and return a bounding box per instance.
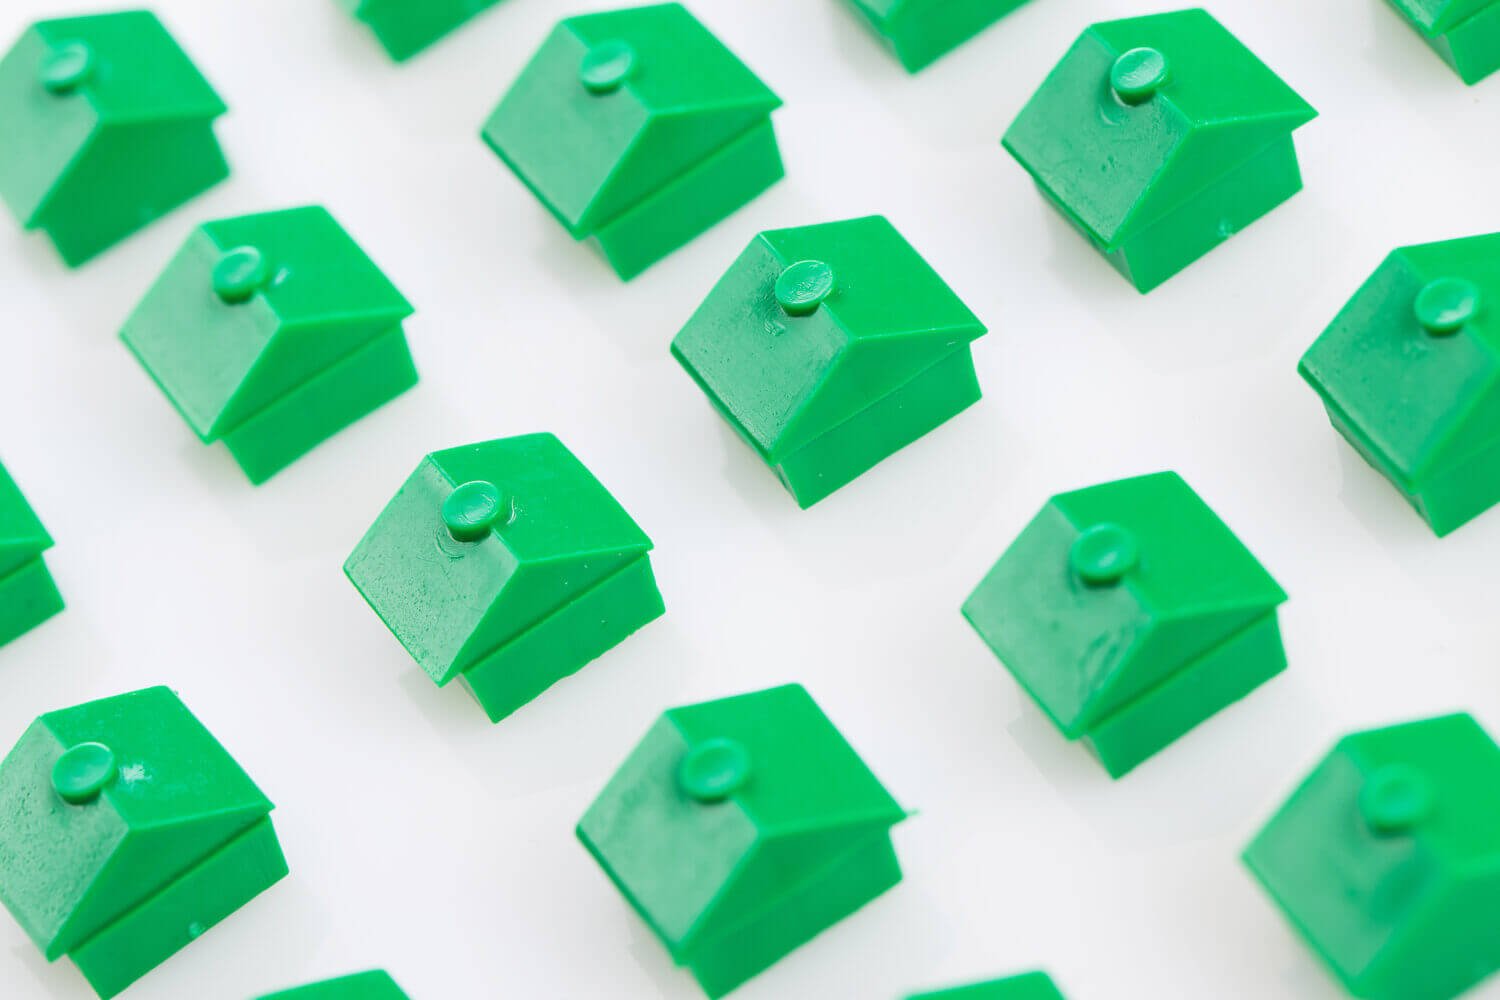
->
[842,0,1031,72]
[258,970,409,999]
[120,205,417,484]
[1384,0,1500,84]
[1300,233,1500,537]
[908,972,1067,1000]
[481,3,783,279]
[340,0,503,61]
[344,433,664,723]
[0,11,228,266]
[671,215,987,508]
[962,471,1287,777]
[0,459,62,648]
[1002,8,1316,293]
[579,684,906,997]
[1244,713,1500,1000]
[0,686,287,999]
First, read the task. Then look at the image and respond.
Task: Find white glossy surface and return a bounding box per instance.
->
[1,0,1497,997]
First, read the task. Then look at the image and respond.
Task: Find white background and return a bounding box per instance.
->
[0,0,1497,997]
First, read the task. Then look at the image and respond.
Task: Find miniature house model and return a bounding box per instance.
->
[345,433,664,723]
[120,205,418,484]
[340,0,503,61]
[0,459,62,648]
[963,471,1287,777]
[0,11,229,265]
[672,215,987,508]
[1245,713,1500,1000]
[842,0,1032,72]
[579,684,906,997]
[1300,232,1500,537]
[1383,0,1500,84]
[482,3,783,279]
[1002,8,1316,292]
[0,686,286,998]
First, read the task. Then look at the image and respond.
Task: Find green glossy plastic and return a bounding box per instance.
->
[0,686,287,999]
[0,11,228,266]
[843,0,1031,72]
[120,206,418,485]
[345,433,664,723]
[579,684,906,998]
[257,970,409,999]
[480,3,783,280]
[339,0,503,61]
[962,472,1287,777]
[1244,713,1500,1000]
[1002,9,1316,293]
[1300,233,1500,537]
[908,972,1067,1000]
[1385,0,1500,83]
[672,215,987,508]
[0,460,62,648]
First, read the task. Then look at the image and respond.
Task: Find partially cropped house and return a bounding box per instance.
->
[0,11,228,265]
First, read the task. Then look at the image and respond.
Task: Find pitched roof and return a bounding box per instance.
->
[963,472,1285,735]
[120,206,413,442]
[1300,234,1500,488]
[0,687,271,960]
[577,684,904,954]
[1391,0,1496,34]
[344,433,653,687]
[34,12,224,123]
[481,3,780,237]
[1002,8,1314,248]
[671,215,985,462]
[0,460,52,579]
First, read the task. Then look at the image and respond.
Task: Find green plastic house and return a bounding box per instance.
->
[0,686,287,999]
[345,433,664,723]
[672,215,987,508]
[1385,0,1500,83]
[1300,233,1500,537]
[340,0,504,61]
[120,205,417,485]
[907,972,1067,1000]
[481,3,783,280]
[579,684,906,998]
[1002,8,1316,293]
[842,0,1032,72]
[1244,713,1500,1000]
[0,11,228,266]
[0,459,63,649]
[257,970,409,999]
[962,471,1287,777]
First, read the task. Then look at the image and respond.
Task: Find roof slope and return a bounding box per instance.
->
[1002,8,1314,248]
[672,215,985,462]
[1300,233,1500,487]
[482,3,779,237]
